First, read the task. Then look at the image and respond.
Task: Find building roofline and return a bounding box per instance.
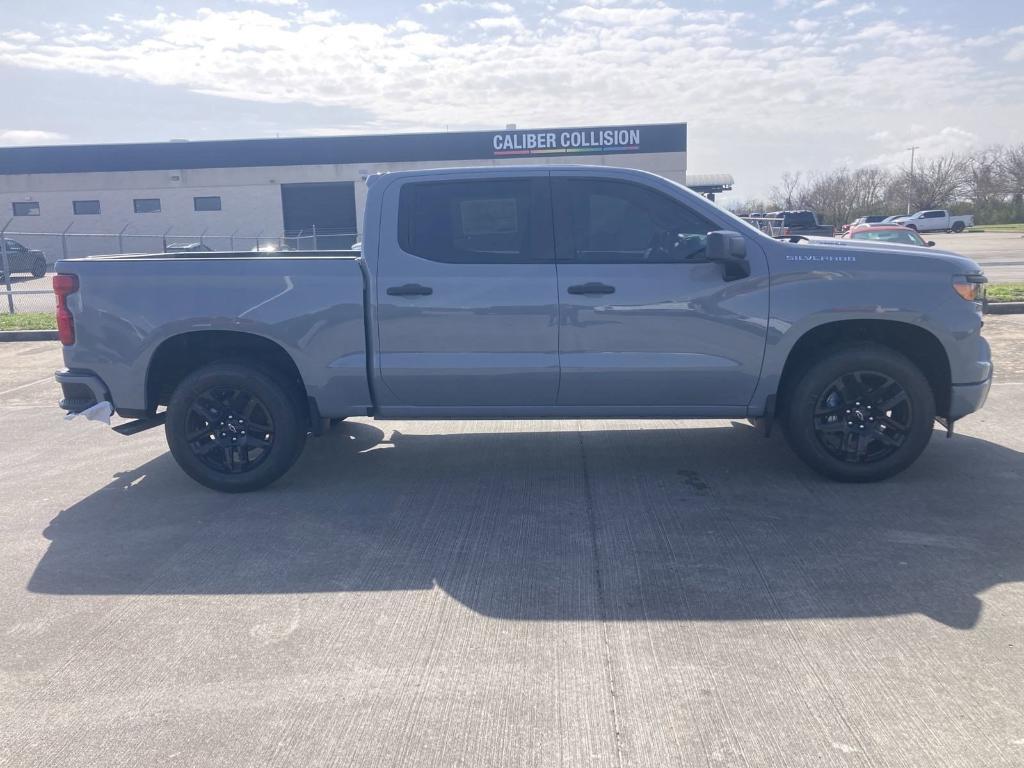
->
[0,122,687,177]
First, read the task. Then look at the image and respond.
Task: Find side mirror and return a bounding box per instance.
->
[706,231,750,281]
[926,241,935,247]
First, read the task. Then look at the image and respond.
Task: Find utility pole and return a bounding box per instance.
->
[906,145,919,215]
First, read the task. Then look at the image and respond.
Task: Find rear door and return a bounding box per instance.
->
[375,172,559,407]
[552,175,769,408]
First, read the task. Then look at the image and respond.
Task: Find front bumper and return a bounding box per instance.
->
[949,374,992,421]
[54,368,110,413]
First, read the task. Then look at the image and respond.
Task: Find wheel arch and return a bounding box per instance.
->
[774,319,952,419]
[146,330,309,420]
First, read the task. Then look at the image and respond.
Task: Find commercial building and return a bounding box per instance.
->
[0,122,729,256]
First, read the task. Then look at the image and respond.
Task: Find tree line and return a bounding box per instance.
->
[728,143,1024,227]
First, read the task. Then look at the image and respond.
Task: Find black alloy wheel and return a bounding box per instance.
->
[812,371,911,464]
[184,386,276,475]
[166,362,306,492]
[782,344,936,482]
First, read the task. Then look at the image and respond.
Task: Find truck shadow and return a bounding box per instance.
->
[28,421,1024,629]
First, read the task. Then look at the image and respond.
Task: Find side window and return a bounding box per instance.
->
[398,179,548,263]
[556,178,713,263]
[924,210,943,218]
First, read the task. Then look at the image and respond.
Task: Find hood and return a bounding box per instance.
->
[791,236,983,274]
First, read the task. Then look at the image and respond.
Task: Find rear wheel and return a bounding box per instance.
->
[782,344,936,482]
[165,362,307,492]
[31,257,46,277]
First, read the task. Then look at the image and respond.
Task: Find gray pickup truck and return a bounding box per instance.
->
[53,166,992,491]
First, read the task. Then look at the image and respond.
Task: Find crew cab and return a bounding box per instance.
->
[52,166,992,492]
[892,210,974,233]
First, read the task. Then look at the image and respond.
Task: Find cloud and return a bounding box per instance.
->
[844,2,874,16]
[811,0,837,8]
[1006,40,1024,61]
[0,129,68,146]
[863,127,979,167]
[0,5,1020,197]
[472,16,524,31]
[791,19,819,32]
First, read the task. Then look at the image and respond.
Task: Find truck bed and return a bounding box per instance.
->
[55,251,372,417]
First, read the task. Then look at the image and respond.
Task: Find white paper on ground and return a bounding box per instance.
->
[64,400,114,425]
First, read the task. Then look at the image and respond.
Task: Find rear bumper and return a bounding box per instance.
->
[54,368,110,413]
[949,374,992,421]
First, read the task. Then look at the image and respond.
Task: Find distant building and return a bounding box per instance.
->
[0,122,729,255]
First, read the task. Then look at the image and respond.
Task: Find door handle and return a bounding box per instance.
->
[567,282,615,295]
[386,283,433,296]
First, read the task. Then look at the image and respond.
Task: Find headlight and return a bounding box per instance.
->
[952,274,987,302]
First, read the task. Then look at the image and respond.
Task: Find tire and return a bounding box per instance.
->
[952,221,965,233]
[165,362,307,492]
[782,343,936,482]
[31,258,46,278]
[905,223,917,231]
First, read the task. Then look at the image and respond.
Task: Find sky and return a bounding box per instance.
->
[1,0,1022,199]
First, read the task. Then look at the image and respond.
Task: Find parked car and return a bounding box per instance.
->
[891,210,974,233]
[53,165,991,491]
[842,225,935,247]
[165,242,213,253]
[0,238,47,278]
[846,215,888,231]
[766,210,835,237]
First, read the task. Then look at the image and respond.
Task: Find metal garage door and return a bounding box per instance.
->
[281,182,357,249]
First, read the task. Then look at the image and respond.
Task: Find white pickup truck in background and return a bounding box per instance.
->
[892,209,974,233]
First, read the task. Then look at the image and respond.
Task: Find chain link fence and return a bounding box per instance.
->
[1,224,358,316]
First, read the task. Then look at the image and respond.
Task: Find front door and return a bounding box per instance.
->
[552,175,769,407]
[375,172,559,408]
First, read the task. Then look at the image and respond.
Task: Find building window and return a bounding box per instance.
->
[133,198,161,214]
[193,196,222,212]
[73,200,101,215]
[12,201,40,216]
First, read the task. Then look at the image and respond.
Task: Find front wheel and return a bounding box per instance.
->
[951,221,965,233]
[31,258,47,278]
[782,344,936,482]
[165,362,307,492]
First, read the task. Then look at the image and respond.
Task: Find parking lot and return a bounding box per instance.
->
[928,232,1024,283]
[1,317,1022,767]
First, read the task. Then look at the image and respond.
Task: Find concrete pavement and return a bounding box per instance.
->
[929,231,1024,283]
[1,322,1023,767]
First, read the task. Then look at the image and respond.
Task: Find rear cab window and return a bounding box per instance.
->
[783,212,816,228]
[397,178,551,263]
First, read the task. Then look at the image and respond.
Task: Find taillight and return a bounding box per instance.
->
[53,274,78,345]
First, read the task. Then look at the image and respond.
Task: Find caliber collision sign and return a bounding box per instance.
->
[492,127,643,157]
